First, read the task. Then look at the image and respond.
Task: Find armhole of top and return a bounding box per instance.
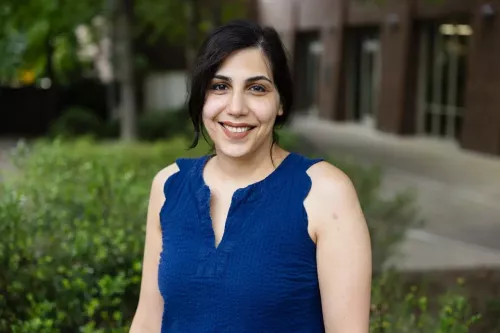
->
[161,158,193,199]
[298,157,326,246]
[159,158,197,230]
[174,157,195,173]
[297,156,326,201]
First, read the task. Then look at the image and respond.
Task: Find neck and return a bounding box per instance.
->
[212,140,287,187]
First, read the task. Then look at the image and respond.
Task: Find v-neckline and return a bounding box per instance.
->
[194,152,296,251]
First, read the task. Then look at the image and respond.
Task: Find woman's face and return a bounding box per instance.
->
[202,47,282,159]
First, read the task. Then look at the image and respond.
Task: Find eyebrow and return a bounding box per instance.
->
[213,74,273,84]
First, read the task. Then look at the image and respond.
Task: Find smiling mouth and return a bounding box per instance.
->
[219,122,256,133]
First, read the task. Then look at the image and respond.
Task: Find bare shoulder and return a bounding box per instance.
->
[154,162,180,183]
[145,162,181,235]
[304,160,366,239]
[150,162,180,197]
[306,160,359,206]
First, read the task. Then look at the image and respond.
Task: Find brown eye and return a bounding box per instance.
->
[250,85,266,93]
[211,83,228,91]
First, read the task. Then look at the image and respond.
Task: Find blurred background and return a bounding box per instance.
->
[1,0,500,332]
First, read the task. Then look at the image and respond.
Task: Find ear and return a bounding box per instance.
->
[278,105,284,116]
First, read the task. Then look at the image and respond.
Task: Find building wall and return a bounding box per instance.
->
[256,0,500,156]
[347,1,384,26]
[376,0,416,134]
[415,0,473,19]
[257,0,339,32]
[461,0,500,155]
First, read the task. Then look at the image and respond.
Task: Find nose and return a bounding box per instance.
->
[226,91,247,117]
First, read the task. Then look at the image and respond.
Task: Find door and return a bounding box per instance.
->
[359,35,381,127]
[346,28,381,127]
[416,22,471,139]
[293,31,322,114]
[305,40,323,116]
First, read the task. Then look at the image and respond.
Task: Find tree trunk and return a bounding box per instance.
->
[44,22,56,87]
[106,0,119,121]
[45,37,54,82]
[116,0,137,141]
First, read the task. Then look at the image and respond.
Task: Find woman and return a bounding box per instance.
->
[130,20,372,333]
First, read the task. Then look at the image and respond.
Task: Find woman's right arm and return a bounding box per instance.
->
[129,164,179,333]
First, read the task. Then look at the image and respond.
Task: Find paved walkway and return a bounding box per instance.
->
[0,138,18,173]
[290,115,500,271]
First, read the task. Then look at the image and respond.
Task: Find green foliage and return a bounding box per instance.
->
[370,271,481,333]
[137,109,192,142]
[49,107,192,141]
[135,0,249,47]
[0,135,478,332]
[0,0,102,84]
[0,0,250,84]
[49,106,104,138]
[0,137,209,332]
[0,29,27,84]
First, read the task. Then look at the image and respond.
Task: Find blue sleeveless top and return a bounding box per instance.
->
[158,152,325,333]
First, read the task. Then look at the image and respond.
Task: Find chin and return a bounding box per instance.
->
[215,143,254,159]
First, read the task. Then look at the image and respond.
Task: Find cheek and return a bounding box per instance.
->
[202,95,227,123]
[247,98,279,124]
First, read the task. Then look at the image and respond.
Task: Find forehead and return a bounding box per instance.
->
[216,47,272,79]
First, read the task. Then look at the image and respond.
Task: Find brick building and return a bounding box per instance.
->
[256,0,500,156]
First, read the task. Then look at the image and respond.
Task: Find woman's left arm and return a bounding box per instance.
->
[306,162,372,333]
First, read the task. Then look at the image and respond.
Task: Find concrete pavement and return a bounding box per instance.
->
[290,115,500,271]
[0,138,18,174]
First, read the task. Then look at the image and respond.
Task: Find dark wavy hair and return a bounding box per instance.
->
[187,20,294,148]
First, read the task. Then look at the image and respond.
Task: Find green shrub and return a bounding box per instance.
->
[48,107,303,144]
[49,107,192,142]
[0,134,479,332]
[100,118,120,139]
[49,106,104,138]
[0,137,209,332]
[138,108,191,141]
[370,270,481,333]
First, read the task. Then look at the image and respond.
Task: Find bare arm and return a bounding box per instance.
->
[306,162,372,333]
[129,164,179,333]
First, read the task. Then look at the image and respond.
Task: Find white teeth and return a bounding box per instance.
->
[223,125,251,133]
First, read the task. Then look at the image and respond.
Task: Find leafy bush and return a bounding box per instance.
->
[137,109,192,141]
[0,134,479,332]
[0,137,209,332]
[49,106,192,142]
[370,270,481,333]
[49,106,104,138]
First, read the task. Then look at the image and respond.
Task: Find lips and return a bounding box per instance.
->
[219,121,256,140]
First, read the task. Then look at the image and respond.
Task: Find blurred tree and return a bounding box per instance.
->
[135,0,249,71]
[0,29,26,84]
[0,0,101,86]
[0,0,138,140]
[0,0,249,140]
[113,0,137,141]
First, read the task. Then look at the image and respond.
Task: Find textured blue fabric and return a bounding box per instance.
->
[158,152,325,332]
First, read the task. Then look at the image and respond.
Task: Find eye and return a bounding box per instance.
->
[211,83,228,91]
[249,85,266,93]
